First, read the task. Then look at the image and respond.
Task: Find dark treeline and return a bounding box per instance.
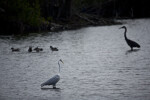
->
[75,0,150,18]
[0,0,72,35]
[98,0,150,18]
[0,0,149,35]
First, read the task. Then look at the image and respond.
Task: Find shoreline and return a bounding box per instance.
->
[0,16,121,36]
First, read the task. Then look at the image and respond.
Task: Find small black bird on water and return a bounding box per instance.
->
[34,47,43,52]
[50,46,58,51]
[11,47,20,52]
[119,26,140,51]
[28,46,32,52]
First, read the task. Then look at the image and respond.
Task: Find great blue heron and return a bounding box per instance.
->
[119,26,140,51]
[34,47,43,52]
[50,46,58,51]
[11,47,20,52]
[41,59,64,89]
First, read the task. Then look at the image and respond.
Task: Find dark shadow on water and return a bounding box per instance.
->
[41,87,61,91]
[125,49,140,55]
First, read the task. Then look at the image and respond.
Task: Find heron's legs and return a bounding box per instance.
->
[53,84,56,89]
[131,47,133,51]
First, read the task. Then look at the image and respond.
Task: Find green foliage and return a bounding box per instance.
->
[0,0,42,26]
[0,0,107,26]
[73,0,106,9]
[47,16,53,22]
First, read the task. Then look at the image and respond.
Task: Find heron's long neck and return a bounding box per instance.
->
[58,61,60,73]
[124,27,127,40]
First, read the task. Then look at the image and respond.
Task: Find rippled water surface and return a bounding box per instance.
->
[0,19,150,100]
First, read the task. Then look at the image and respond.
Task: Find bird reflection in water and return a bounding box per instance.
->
[125,49,140,55]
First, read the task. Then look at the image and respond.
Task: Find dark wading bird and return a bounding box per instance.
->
[119,26,140,51]
[41,59,64,89]
[50,46,59,51]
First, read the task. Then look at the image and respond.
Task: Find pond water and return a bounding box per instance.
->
[0,19,150,100]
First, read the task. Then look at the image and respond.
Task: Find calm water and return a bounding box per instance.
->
[0,19,150,100]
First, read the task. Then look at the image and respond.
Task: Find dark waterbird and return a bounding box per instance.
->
[34,47,43,52]
[50,46,59,51]
[119,26,140,51]
[11,47,20,52]
[28,46,32,52]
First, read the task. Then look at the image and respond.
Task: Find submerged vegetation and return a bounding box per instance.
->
[0,0,149,35]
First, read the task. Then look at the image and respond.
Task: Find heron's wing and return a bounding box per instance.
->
[127,39,140,48]
[41,75,60,87]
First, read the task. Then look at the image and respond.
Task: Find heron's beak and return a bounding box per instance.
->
[60,59,64,64]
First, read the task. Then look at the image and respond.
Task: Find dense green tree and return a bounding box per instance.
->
[0,0,42,26]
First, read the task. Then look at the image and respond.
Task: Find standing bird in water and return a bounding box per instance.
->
[41,59,64,89]
[119,26,140,51]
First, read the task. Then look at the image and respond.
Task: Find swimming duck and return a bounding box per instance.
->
[11,47,20,52]
[50,46,58,51]
[34,47,43,52]
[28,46,32,52]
